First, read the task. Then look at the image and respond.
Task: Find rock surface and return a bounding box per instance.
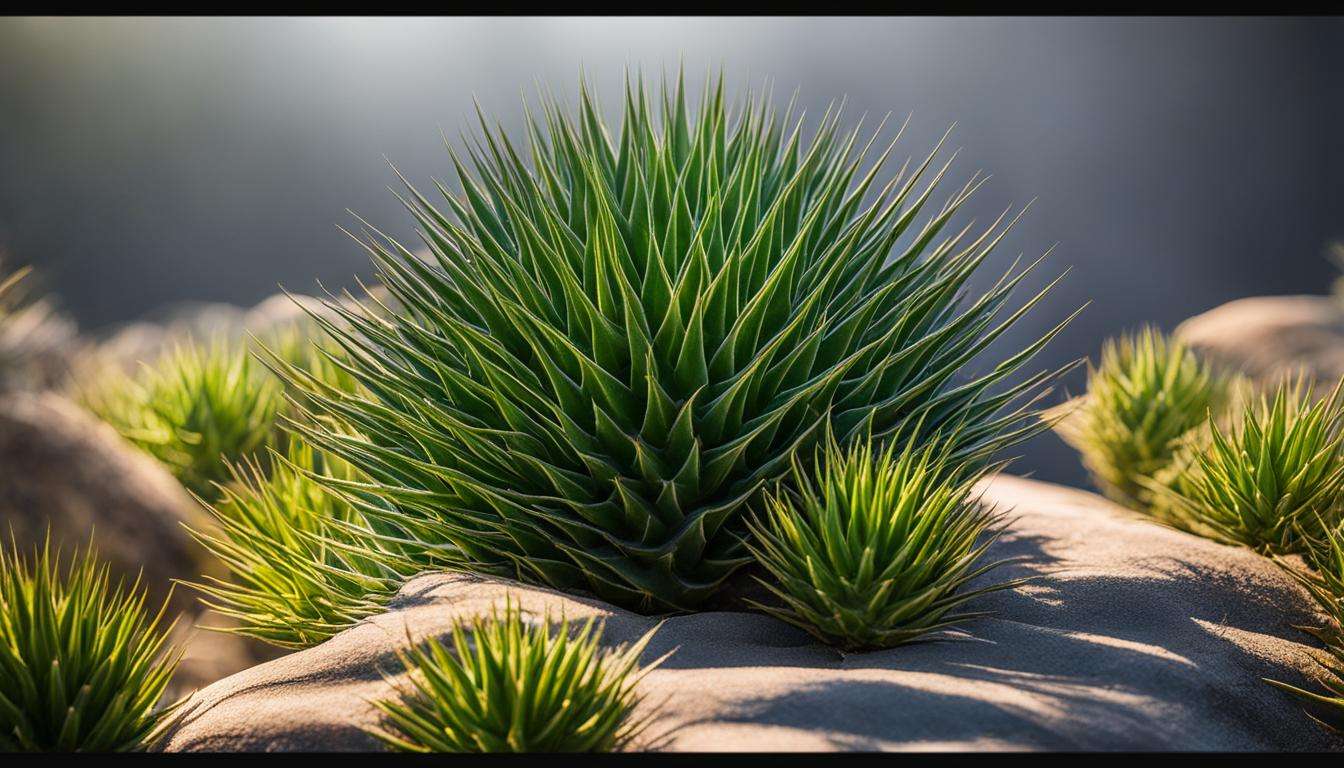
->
[0,297,79,392]
[159,476,1343,752]
[0,391,283,692]
[94,289,381,372]
[0,391,207,603]
[1175,294,1344,385]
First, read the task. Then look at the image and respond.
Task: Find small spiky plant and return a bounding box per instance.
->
[79,339,283,498]
[1152,376,1344,555]
[288,75,1074,612]
[744,431,1016,651]
[1266,520,1344,729]
[187,439,420,649]
[0,540,181,752]
[369,600,661,753]
[1053,327,1230,510]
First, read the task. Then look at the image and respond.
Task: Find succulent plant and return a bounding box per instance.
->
[289,75,1073,612]
[1053,327,1230,511]
[0,539,181,751]
[78,339,283,498]
[1151,376,1344,555]
[186,439,420,649]
[369,599,661,753]
[744,430,1016,650]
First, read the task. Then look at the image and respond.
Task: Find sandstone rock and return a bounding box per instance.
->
[93,290,378,373]
[0,391,282,692]
[1175,294,1344,385]
[0,391,207,603]
[158,476,1344,752]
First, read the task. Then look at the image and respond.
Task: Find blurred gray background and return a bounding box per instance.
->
[1,16,1342,490]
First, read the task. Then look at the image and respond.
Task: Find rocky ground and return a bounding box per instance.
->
[8,288,1344,749]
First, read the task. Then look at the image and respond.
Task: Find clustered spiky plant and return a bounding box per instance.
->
[288,75,1073,612]
[1053,327,1230,510]
[369,600,661,753]
[78,339,283,498]
[186,440,418,649]
[1151,376,1344,555]
[744,430,1015,650]
[0,540,180,752]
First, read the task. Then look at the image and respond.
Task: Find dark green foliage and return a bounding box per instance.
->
[290,75,1073,611]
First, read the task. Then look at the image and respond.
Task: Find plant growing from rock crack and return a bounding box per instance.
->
[1052,327,1231,511]
[1149,376,1344,555]
[288,74,1075,612]
[0,539,181,752]
[78,339,283,499]
[744,429,1017,650]
[185,439,421,649]
[368,599,662,753]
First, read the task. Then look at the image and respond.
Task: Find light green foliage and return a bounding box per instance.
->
[187,439,420,649]
[369,600,661,753]
[1267,522,1344,729]
[745,432,1015,650]
[79,339,283,498]
[259,319,364,406]
[1054,327,1230,510]
[0,541,180,752]
[289,74,1073,612]
[1152,376,1344,555]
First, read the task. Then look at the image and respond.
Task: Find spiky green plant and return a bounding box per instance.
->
[78,339,283,498]
[369,600,661,753]
[744,430,1015,650]
[1266,519,1344,729]
[1053,327,1230,510]
[186,439,420,649]
[1150,376,1344,555]
[290,75,1074,612]
[0,540,181,752]
[1265,643,1344,732]
[259,319,364,406]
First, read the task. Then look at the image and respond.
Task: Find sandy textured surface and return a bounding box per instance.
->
[1176,294,1344,385]
[159,476,1343,752]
